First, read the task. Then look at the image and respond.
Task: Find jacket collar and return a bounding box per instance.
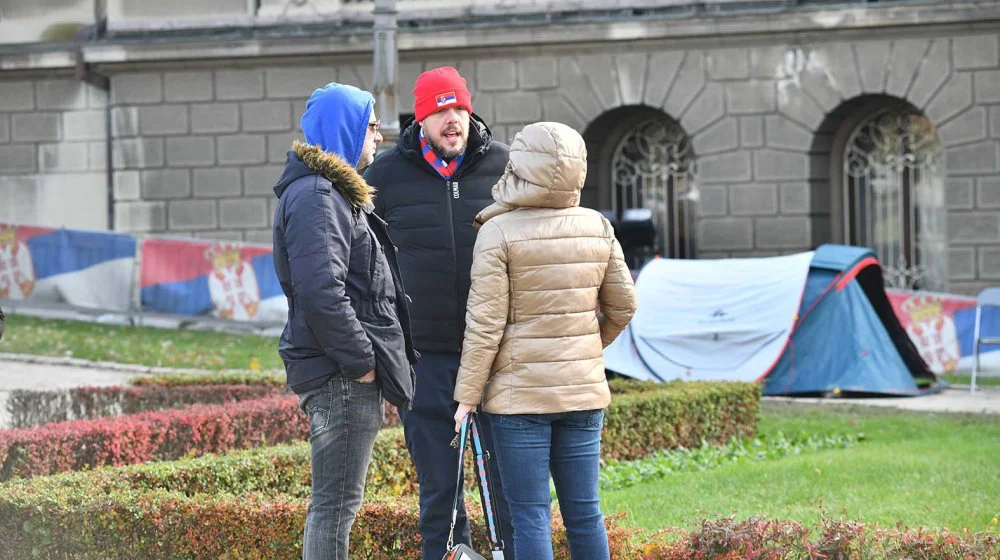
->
[293,141,375,211]
[398,113,494,169]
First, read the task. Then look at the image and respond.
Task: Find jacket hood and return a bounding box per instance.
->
[273,141,375,209]
[476,121,587,226]
[299,82,374,168]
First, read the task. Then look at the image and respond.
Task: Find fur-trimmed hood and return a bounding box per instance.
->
[273,141,375,209]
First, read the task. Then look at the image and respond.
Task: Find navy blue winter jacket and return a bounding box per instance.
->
[271,83,416,407]
[363,115,509,354]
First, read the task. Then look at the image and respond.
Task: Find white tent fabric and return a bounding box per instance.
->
[604,251,815,382]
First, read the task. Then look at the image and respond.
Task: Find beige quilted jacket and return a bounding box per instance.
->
[453,121,638,415]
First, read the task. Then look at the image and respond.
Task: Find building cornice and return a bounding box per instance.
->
[1,1,997,73]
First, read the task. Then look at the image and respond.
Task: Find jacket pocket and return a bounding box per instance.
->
[360,319,413,409]
[357,298,396,327]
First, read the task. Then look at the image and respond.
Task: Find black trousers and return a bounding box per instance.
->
[399,351,516,560]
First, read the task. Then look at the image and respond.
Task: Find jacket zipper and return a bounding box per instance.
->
[404,133,489,346]
[445,177,463,345]
[364,211,380,297]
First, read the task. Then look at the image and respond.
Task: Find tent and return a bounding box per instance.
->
[604,244,940,396]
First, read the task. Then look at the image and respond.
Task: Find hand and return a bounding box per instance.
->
[453,402,476,433]
[357,369,376,383]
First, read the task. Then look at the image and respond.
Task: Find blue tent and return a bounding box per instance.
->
[762,245,939,396]
[603,244,941,396]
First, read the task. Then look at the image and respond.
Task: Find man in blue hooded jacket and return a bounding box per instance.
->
[272,82,417,559]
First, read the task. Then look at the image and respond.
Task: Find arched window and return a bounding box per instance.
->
[843,107,945,290]
[610,115,697,261]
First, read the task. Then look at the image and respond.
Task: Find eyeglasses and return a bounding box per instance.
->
[368,119,381,134]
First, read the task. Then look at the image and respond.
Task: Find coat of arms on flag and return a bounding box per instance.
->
[0,225,36,300]
[899,294,960,373]
[205,243,261,320]
[436,91,457,107]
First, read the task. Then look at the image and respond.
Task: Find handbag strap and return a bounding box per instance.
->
[447,412,505,555]
[470,416,503,553]
[446,415,470,551]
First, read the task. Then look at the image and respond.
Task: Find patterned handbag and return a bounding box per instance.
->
[443,413,506,560]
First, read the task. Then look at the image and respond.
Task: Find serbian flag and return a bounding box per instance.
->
[435,91,457,107]
[887,289,1000,374]
[0,224,136,311]
[140,238,286,322]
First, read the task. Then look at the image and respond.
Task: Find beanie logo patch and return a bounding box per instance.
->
[435,92,457,107]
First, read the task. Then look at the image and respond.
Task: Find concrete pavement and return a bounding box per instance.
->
[763,386,1000,415]
[0,357,142,428]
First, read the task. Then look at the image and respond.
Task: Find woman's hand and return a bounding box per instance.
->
[453,402,476,433]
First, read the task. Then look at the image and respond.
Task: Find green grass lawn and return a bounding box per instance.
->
[5,317,1000,534]
[0,314,282,371]
[942,373,1000,387]
[602,402,1000,532]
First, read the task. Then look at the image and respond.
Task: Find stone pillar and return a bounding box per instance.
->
[372,0,400,147]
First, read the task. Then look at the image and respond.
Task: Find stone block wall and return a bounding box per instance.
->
[9,29,995,293]
[940,35,1000,294]
[108,60,511,244]
[425,50,824,259]
[0,78,109,229]
[109,67,345,243]
[451,35,998,292]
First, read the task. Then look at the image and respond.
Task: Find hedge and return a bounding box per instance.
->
[0,429,406,502]
[1,487,995,559]
[128,371,402,427]
[638,516,999,559]
[0,488,639,559]
[4,384,285,429]
[130,371,285,387]
[0,381,759,490]
[602,381,759,460]
[0,396,304,482]
[0,383,757,557]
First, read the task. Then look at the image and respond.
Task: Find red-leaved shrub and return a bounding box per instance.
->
[637,516,1000,560]
[0,396,304,481]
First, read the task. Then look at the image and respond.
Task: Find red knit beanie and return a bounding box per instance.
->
[413,66,473,122]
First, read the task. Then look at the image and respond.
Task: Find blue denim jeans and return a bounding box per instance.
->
[298,376,384,560]
[487,409,609,560]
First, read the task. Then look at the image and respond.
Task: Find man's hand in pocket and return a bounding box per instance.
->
[357,369,376,383]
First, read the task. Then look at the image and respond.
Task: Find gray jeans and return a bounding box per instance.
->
[299,376,384,560]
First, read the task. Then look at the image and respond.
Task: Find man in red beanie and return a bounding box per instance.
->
[364,66,516,560]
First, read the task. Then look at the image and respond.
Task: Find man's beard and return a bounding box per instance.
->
[428,134,466,161]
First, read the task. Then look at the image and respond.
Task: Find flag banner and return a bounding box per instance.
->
[0,223,136,312]
[140,238,285,323]
[887,289,1000,373]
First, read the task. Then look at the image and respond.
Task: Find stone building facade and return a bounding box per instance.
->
[0,0,998,294]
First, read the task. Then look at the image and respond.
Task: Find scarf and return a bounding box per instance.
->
[420,128,465,180]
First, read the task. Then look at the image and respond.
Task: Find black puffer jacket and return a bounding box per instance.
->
[272,142,417,408]
[364,115,509,354]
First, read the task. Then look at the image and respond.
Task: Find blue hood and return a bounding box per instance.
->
[300,82,374,168]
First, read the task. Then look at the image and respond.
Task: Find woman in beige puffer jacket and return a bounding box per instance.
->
[452,121,637,559]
